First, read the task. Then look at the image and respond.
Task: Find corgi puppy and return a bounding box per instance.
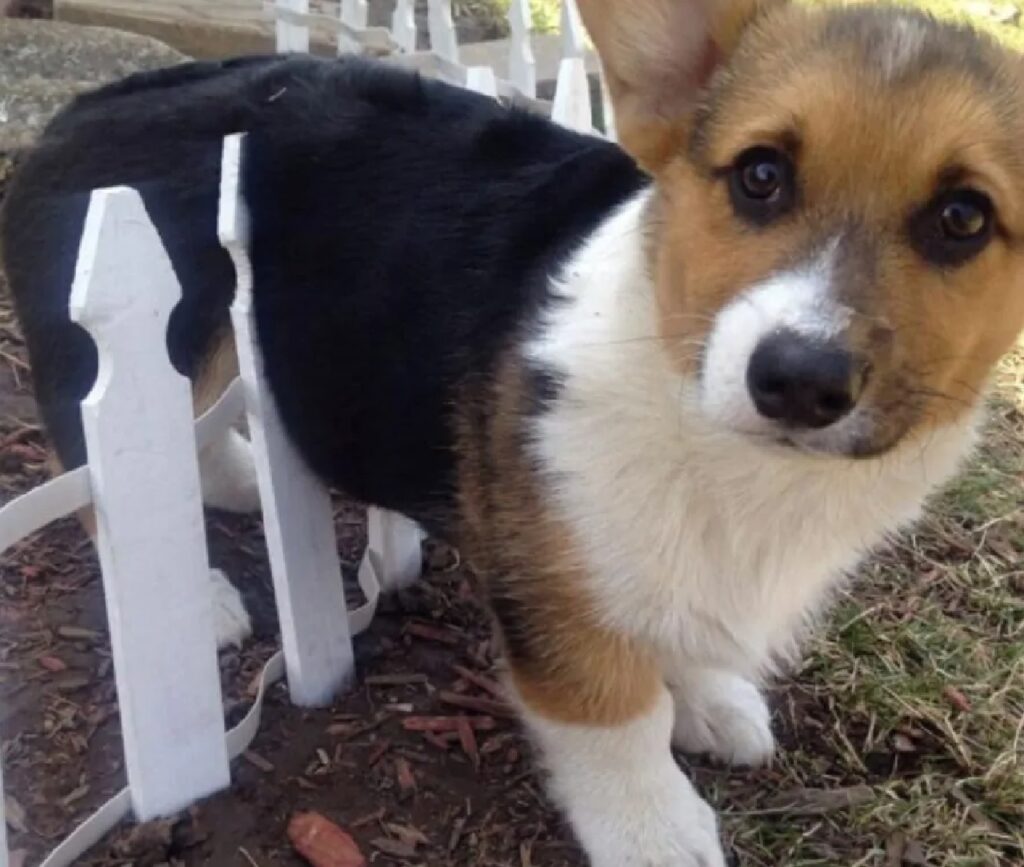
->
[4,1,1024,863]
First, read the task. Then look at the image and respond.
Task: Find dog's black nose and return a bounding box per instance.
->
[747,332,863,429]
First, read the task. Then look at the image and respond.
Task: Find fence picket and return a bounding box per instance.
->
[391,0,417,53]
[552,56,593,132]
[276,0,311,53]
[427,0,459,64]
[339,0,369,55]
[70,187,230,820]
[218,135,356,708]
[508,0,536,97]
[561,0,585,58]
[465,65,499,98]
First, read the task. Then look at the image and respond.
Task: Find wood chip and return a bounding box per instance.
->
[287,812,367,867]
[394,757,416,799]
[366,740,391,767]
[371,837,418,859]
[405,622,459,646]
[37,655,67,672]
[451,664,506,700]
[56,625,101,642]
[438,690,515,718]
[456,716,480,771]
[402,715,497,733]
[942,685,972,713]
[243,751,275,773]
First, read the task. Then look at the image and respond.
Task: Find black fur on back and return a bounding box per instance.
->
[1,54,645,534]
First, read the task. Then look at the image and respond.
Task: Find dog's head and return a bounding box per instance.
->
[579,0,1024,457]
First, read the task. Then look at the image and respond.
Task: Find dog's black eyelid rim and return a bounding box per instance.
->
[907,188,995,268]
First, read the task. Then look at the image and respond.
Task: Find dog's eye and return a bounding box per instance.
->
[940,195,989,241]
[910,189,994,267]
[729,147,795,224]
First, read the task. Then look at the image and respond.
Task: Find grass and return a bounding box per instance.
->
[705,344,1023,865]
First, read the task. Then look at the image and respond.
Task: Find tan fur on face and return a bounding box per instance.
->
[586,0,1024,451]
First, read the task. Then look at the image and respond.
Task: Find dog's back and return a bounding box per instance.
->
[1,54,643,532]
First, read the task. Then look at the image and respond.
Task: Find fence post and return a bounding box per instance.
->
[338,0,368,55]
[276,0,310,53]
[427,0,459,64]
[70,187,230,820]
[508,0,536,98]
[391,0,417,53]
[218,135,356,707]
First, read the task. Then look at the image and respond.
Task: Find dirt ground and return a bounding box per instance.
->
[2,4,1023,865]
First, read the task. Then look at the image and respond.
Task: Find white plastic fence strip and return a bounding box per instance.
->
[508,0,536,98]
[391,0,417,53]
[339,0,369,54]
[219,134,356,708]
[275,0,311,53]
[552,56,593,132]
[70,187,230,820]
[0,467,90,553]
[36,544,385,867]
[427,0,459,64]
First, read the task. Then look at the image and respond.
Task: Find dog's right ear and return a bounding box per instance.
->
[578,0,784,173]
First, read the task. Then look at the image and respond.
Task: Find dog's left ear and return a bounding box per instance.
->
[578,0,785,173]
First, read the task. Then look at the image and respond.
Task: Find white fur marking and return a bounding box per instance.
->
[199,427,262,513]
[529,189,978,679]
[700,244,848,436]
[881,16,927,81]
[209,567,253,649]
[521,687,727,867]
[668,669,774,767]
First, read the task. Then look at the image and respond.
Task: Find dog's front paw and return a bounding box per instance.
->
[670,669,774,767]
[576,771,727,867]
[208,568,253,649]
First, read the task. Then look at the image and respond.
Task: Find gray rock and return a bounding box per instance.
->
[0,18,185,155]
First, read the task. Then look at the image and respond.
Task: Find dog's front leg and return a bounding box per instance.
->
[509,640,727,867]
[667,666,775,768]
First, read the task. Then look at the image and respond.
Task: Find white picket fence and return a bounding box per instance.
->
[0,3,609,865]
[273,0,615,136]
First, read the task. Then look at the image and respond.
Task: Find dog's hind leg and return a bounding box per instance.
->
[192,329,261,515]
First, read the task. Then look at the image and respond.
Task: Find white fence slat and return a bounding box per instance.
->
[508,0,537,98]
[465,65,499,98]
[391,0,417,53]
[338,0,368,55]
[69,187,230,820]
[276,0,311,53]
[427,0,459,64]
[218,135,356,707]
[561,0,585,59]
[552,56,593,132]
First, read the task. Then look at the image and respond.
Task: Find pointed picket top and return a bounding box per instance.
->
[552,56,593,133]
[508,0,537,97]
[339,0,369,55]
[561,0,586,59]
[391,0,417,53]
[70,186,230,820]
